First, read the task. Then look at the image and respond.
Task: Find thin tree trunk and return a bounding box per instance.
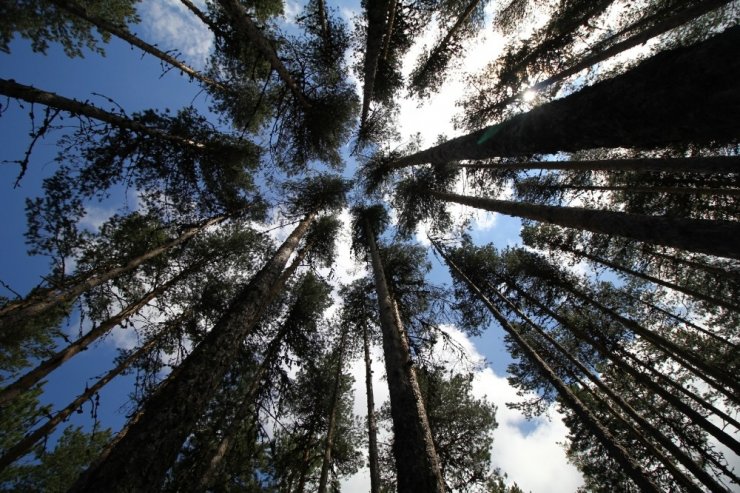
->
[216,0,312,110]
[495,0,734,111]
[555,243,740,312]
[196,244,312,489]
[645,248,740,281]
[363,322,381,493]
[318,328,348,493]
[433,242,660,492]
[453,156,740,174]
[429,189,740,259]
[393,26,740,165]
[525,183,740,196]
[0,263,203,405]
[499,275,740,454]
[180,0,225,38]
[0,214,226,333]
[360,0,391,126]
[316,0,330,43]
[378,0,397,66]
[489,281,721,492]
[0,331,164,471]
[0,78,213,149]
[364,220,445,493]
[410,0,482,91]
[69,212,316,493]
[47,0,228,92]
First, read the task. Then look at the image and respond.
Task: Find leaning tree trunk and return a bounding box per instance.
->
[493,0,734,112]
[360,0,392,126]
[198,245,313,489]
[499,275,740,455]
[454,156,740,174]
[0,330,166,472]
[0,214,226,333]
[428,189,740,259]
[47,0,228,92]
[392,26,740,166]
[0,78,214,149]
[433,242,660,492]
[364,220,446,493]
[0,261,204,405]
[490,282,722,492]
[216,0,312,110]
[522,183,740,197]
[317,328,348,493]
[179,0,226,38]
[69,212,316,493]
[363,322,381,493]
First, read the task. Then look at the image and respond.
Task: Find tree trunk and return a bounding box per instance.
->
[363,322,381,493]
[0,78,212,149]
[360,0,391,126]
[495,0,735,111]
[317,328,348,493]
[429,189,740,259]
[364,220,446,493]
[0,214,226,332]
[378,0,397,66]
[555,243,740,312]
[433,242,660,492]
[180,0,226,39]
[216,0,312,110]
[394,26,740,164]
[500,275,740,454]
[69,212,316,493]
[0,262,203,405]
[47,0,228,92]
[527,183,740,196]
[454,156,740,174]
[489,280,721,492]
[0,331,164,472]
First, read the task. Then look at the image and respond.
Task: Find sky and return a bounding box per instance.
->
[0,0,587,490]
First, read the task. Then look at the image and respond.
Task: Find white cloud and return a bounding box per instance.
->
[139,0,214,68]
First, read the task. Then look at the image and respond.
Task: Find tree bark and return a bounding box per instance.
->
[318,328,348,493]
[429,189,740,259]
[394,26,740,165]
[524,183,740,196]
[360,0,391,126]
[0,263,202,406]
[180,0,226,39]
[69,212,316,492]
[364,220,446,493]
[216,0,312,110]
[0,214,226,333]
[0,78,212,149]
[0,331,164,472]
[433,242,660,492]
[453,156,740,174]
[363,322,381,493]
[495,0,734,112]
[47,0,228,92]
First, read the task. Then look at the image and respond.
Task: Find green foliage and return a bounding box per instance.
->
[392,163,457,238]
[0,0,140,57]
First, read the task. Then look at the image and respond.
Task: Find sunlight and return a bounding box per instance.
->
[522,89,537,102]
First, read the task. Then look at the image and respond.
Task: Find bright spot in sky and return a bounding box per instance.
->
[523,89,537,102]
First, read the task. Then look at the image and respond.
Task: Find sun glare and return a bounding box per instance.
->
[523,89,537,102]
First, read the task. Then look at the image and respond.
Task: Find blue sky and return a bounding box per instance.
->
[0,1,589,490]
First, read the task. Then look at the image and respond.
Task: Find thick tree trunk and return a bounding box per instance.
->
[0,263,202,405]
[0,332,163,471]
[69,213,316,492]
[360,0,391,126]
[216,0,312,110]
[500,275,740,454]
[490,281,721,492]
[378,0,398,66]
[555,243,740,312]
[363,322,381,493]
[434,243,660,492]
[429,190,740,259]
[47,0,228,92]
[0,78,212,149]
[318,329,348,493]
[364,220,446,493]
[495,0,734,111]
[0,214,226,333]
[394,26,740,165]
[454,156,740,174]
